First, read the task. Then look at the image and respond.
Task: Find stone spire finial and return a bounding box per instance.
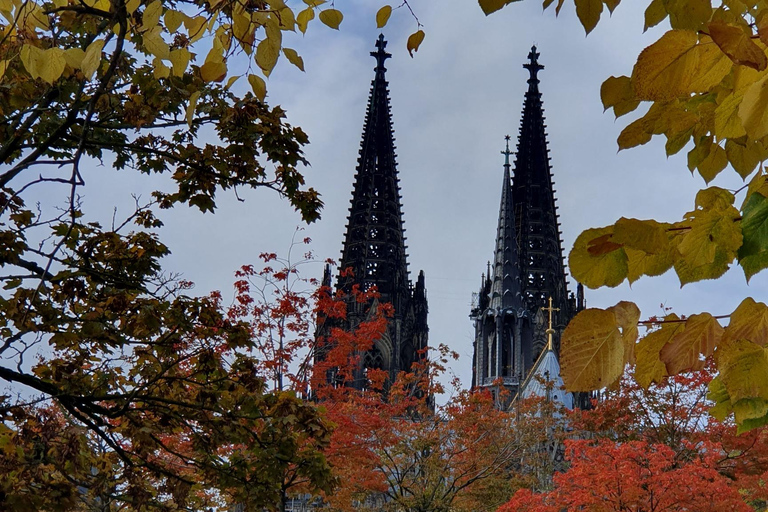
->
[371,34,391,74]
[523,45,544,91]
[501,134,512,168]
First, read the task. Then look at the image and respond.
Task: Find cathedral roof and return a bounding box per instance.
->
[520,343,573,410]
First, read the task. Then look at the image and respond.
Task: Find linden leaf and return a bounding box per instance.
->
[278,7,295,31]
[164,9,185,32]
[153,57,170,79]
[569,226,628,288]
[709,20,767,71]
[696,142,727,183]
[715,91,747,139]
[376,5,392,28]
[256,37,280,76]
[63,48,85,70]
[39,48,66,84]
[632,30,732,101]
[200,60,227,82]
[644,0,666,31]
[318,8,342,29]
[297,7,314,34]
[726,138,762,179]
[635,314,683,388]
[283,48,304,72]
[407,30,425,57]
[601,76,640,118]
[169,48,190,77]
[612,217,670,254]
[20,44,44,80]
[185,16,207,42]
[717,338,768,403]
[561,308,626,391]
[738,192,768,280]
[479,0,510,15]
[666,0,712,31]
[610,301,640,366]
[574,0,603,35]
[724,298,768,346]
[739,74,768,140]
[186,90,200,126]
[81,39,105,80]
[248,73,267,101]
[708,376,733,420]
[142,0,163,31]
[603,0,619,14]
[660,313,723,374]
[144,30,170,59]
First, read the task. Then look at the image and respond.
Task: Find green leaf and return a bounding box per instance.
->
[738,192,768,280]
[718,338,768,403]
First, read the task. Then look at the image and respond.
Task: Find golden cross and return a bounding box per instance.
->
[542,297,560,334]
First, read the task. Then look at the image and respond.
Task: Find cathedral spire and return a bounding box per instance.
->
[489,136,522,312]
[512,46,570,323]
[328,35,428,389]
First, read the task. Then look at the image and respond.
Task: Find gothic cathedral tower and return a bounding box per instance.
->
[470,46,584,405]
[320,35,429,389]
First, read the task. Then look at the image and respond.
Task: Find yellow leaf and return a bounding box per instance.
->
[660,313,723,374]
[256,36,280,76]
[717,337,768,402]
[278,7,295,30]
[479,0,512,15]
[610,301,641,366]
[200,60,227,82]
[709,20,767,71]
[574,0,602,35]
[297,7,314,34]
[283,48,304,71]
[724,298,768,346]
[644,0,666,31]
[569,226,628,288]
[715,91,747,139]
[739,74,768,139]
[303,0,325,5]
[666,0,712,31]
[632,30,732,101]
[141,0,163,31]
[673,188,742,285]
[612,217,670,254]
[153,57,170,79]
[696,142,727,182]
[603,0,619,14]
[225,75,239,89]
[561,308,626,391]
[407,30,425,57]
[63,48,85,70]
[81,39,104,80]
[376,5,392,28]
[164,9,185,32]
[0,60,9,81]
[169,48,190,77]
[618,116,653,149]
[185,16,207,42]
[143,29,170,59]
[318,8,342,29]
[186,90,200,126]
[233,10,253,44]
[726,138,762,178]
[600,75,639,117]
[20,44,44,80]
[708,376,733,420]
[635,315,683,388]
[38,47,66,84]
[248,73,267,101]
[625,246,676,283]
[125,0,140,14]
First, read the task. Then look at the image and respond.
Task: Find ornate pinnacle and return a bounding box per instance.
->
[523,45,544,89]
[371,34,391,74]
[501,134,512,167]
[541,296,560,350]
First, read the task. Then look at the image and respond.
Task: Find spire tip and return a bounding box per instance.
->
[371,34,391,74]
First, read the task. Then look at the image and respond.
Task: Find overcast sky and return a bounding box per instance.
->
[82,0,767,393]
